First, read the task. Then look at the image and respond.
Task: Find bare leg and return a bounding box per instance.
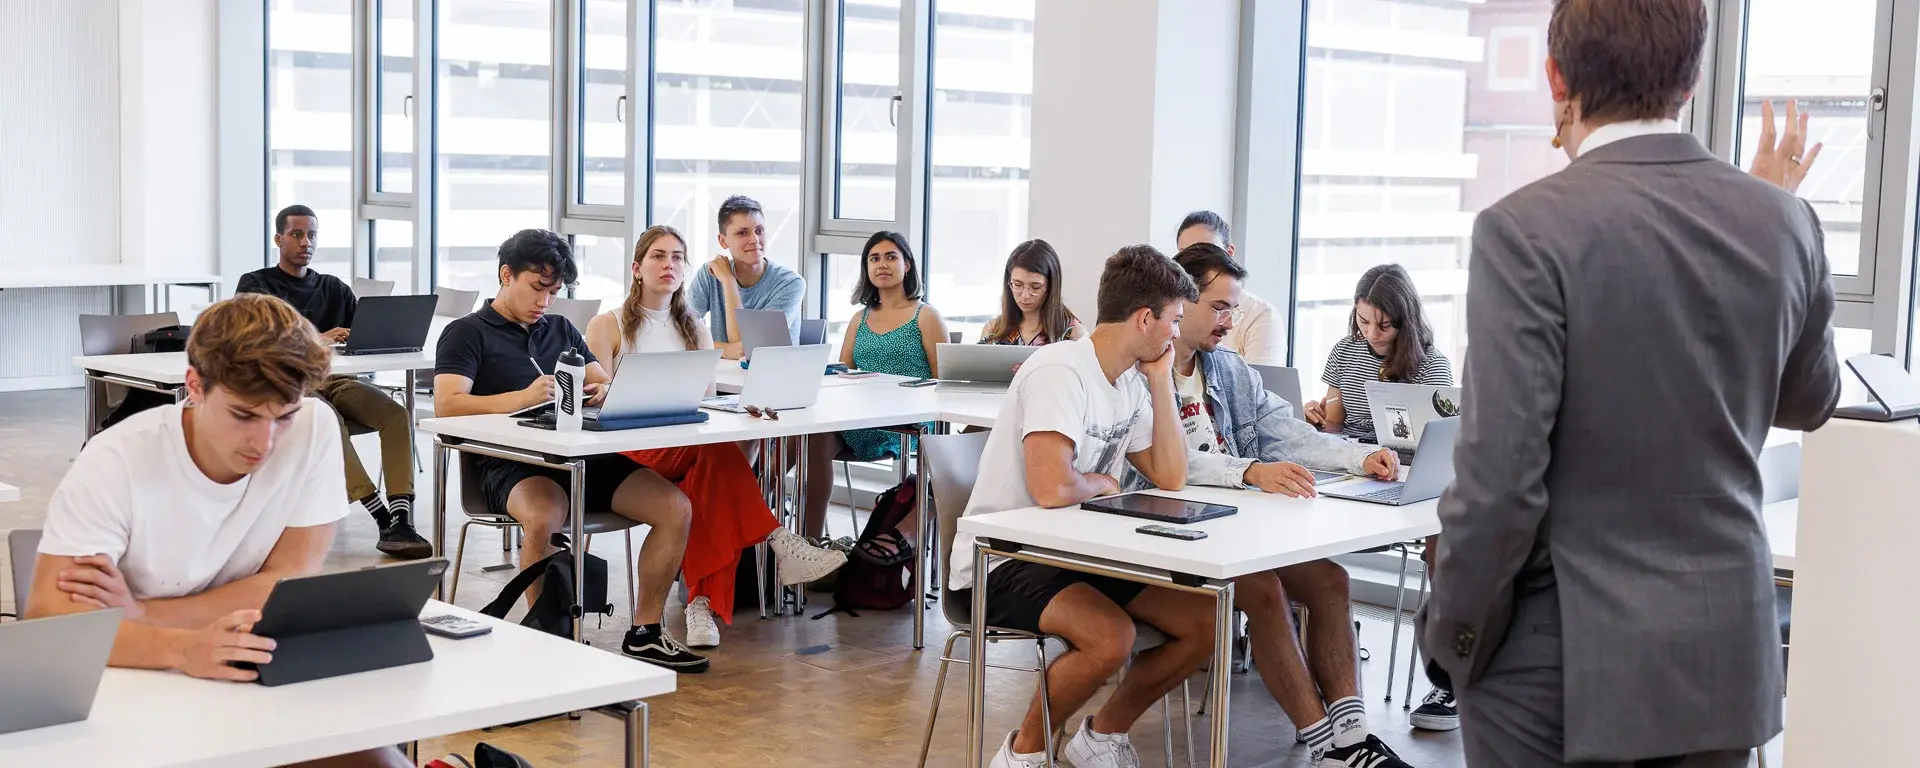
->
[1092,586,1216,735]
[1010,583,1136,755]
[1277,560,1360,701]
[1235,570,1329,728]
[503,477,569,606]
[608,468,692,626]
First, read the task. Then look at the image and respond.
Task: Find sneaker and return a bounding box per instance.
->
[769,527,848,585]
[1061,717,1140,768]
[1322,735,1413,768]
[989,731,1046,768]
[1410,687,1460,732]
[622,626,710,673]
[376,516,433,560]
[684,596,721,649]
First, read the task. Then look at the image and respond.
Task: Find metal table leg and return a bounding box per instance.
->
[967,541,990,768]
[912,426,931,650]
[595,700,650,768]
[1209,581,1236,767]
[569,457,588,643]
[432,440,451,599]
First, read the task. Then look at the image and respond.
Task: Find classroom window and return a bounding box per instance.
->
[267,0,354,277]
[577,0,627,207]
[572,235,631,303]
[375,0,414,194]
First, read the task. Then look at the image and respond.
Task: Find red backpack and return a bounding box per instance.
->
[814,477,919,617]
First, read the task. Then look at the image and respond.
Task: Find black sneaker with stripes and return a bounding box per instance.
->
[622,626,710,673]
[1322,735,1413,768]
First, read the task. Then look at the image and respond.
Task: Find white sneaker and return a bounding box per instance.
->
[1062,717,1140,768]
[768,527,848,585]
[683,596,720,649]
[989,731,1047,768]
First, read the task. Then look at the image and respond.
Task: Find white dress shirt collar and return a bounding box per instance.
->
[1578,118,1683,157]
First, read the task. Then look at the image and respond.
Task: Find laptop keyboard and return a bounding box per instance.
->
[1357,485,1405,503]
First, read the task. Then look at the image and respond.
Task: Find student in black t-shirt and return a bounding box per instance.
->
[433,229,708,674]
[235,205,431,560]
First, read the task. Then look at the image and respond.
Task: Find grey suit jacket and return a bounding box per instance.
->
[1418,133,1840,761]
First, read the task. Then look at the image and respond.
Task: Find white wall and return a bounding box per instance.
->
[1028,0,1239,322]
[0,0,219,391]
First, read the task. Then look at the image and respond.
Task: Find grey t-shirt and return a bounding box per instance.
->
[687,259,806,343]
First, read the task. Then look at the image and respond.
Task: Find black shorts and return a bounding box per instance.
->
[474,454,643,519]
[955,560,1146,634]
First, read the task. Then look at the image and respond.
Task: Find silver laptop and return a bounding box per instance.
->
[798,318,829,346]
[1249,364,1306,420]
[514,349,719,424]
[0,609,121,735]
[736,309,795,360]
[1322,417,1459,506]
[936,343,1037,392]
[1366,381,1462,452]
[703,343,832,412]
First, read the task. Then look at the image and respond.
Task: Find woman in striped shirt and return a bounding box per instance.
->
[1305,264,1454,440]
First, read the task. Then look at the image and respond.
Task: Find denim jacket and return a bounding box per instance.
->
[1173,349,1375,490]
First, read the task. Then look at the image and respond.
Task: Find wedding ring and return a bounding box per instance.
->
[1789,155,1803,165]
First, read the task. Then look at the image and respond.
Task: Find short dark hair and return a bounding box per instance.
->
[1549,0,1707,123]
[851,231,921,309]
[1172,243,1247,291]
[275,204,317,234]
[1177,210,1231,246]
[1096,245,1199,325]
[497,229,579,285]
[717,195,764,231]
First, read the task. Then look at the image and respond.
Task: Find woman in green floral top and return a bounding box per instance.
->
[802,232,949,564]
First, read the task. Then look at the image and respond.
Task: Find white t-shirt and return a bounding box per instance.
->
[38,400,350,601]
[948,337,1155,591]
[614,306,715,357]
[1173,366,1228,456]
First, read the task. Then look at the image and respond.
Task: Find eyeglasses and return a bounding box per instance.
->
[1007,281,1047,298]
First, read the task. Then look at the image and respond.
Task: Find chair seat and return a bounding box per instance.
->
[461,509,642,536]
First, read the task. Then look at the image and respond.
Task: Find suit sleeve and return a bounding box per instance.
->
[1421,206,1567,686]
[1775,200,1841,430]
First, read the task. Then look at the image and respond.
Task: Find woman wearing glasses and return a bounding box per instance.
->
[979,239,1083,346]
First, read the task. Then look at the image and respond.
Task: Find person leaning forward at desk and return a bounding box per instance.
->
[1417,2,1841,766]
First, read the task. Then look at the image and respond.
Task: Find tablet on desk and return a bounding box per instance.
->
[239,559,446,686]
[1082,493,1237,524]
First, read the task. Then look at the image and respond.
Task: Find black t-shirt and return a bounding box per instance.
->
[435,300,597,397]
[235,266,357,332]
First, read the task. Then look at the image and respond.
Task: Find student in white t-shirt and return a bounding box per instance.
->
[949,246,1215,768]
[26,294,410,768]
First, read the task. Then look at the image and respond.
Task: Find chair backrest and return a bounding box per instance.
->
[9,529,42,614]
[78,312,180,356]
[1248,363,1306,419]
[457,453,496,520]
[923,430,994,626]
[434,287,480,318]
[548,297,602,333]
[948,331,962,344]
[1760,441,1802,505]
[798,318,828,346]
[352,278,396,298]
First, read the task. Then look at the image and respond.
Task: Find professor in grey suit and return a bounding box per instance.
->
[1418,1,1842,766]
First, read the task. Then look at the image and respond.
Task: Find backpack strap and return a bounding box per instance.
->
[479,550,565,620]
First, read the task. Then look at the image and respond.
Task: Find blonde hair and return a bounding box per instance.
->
[186,294,331,404]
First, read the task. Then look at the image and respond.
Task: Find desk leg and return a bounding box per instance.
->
[912,426,930,650]
[432,441,450,600]
[795,433,809,612]
[83,375,100,440]
[627,701,650,768]
[570,458,588,643]
[1208,581,1235,767]
[967,542,989,768]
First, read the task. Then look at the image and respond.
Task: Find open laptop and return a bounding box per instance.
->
[936,343,1037,393]
[517,349,719,429]
[0,608,121,735]
[1249,364,1306,420]
[1834,353,1920,421]
[338,294,437,355]
[736,309,796,360]
[1366,381,1462,455]
[1323,417,1459,506]
[703,344,832,412]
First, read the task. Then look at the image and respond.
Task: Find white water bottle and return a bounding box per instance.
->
[554,347,586,432]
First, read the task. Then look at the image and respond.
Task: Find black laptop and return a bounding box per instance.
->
[339,295,437,355]
[1082,493,1238,524]
[237,559,445,686]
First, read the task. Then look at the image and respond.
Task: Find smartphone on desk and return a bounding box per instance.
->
[1136,524,1207,541]
[900,377,940,388]
[839,370,879,380]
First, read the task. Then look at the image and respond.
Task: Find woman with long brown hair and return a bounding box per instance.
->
[1303,264,1453,438]
[586,225,845,651]
[979,239,1082,346]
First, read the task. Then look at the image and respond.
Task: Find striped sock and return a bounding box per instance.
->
[388,493,414,523]
[1328,696,1369,749]
[1299,715,1336,762]
[358,492,389,525]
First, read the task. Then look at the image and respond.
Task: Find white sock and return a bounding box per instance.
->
[1328,696,1369,749]
[1298,714,1336,760]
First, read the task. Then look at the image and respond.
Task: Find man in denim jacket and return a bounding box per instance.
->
[1154,244,1417,768]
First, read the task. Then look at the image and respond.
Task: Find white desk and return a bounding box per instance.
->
[0,265,221,314]
[73,350,436,439]
[0,482,18,504]
[1764,498,1797,571]
[709,357,913,393]
[957,485,1441,767]
[0,602,674,767]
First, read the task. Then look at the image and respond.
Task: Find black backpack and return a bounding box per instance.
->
[814,477,918,617]
[480,533,611,638]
